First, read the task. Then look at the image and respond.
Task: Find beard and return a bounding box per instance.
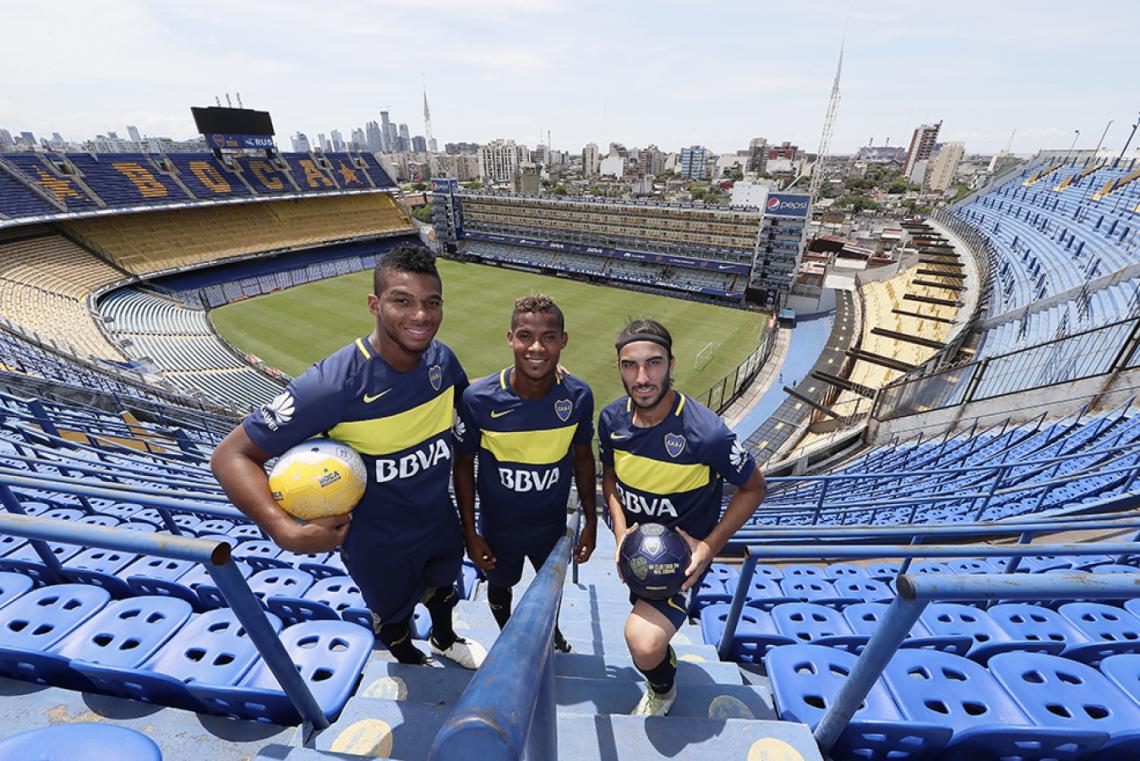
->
[624,373,672,410]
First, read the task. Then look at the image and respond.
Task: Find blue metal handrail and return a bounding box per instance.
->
[430,510,581,760]
[813,571,1140,755]
[735,513,1140,540]
[717,539,1140,660]
[0,510,329,729]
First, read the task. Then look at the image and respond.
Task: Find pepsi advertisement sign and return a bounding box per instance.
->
[765,192,811,218]
[205,133,275,150]
[431,178,458,194]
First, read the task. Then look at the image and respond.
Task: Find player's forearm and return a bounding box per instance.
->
[601,468,625,535]
[572,449,598,521]
[211,438,294,540]
[452,455,479,537]
[703,471,766,556]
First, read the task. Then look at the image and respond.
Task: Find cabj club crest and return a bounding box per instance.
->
[664,432,686,458]
[629,556,649,581]
[428,365,442,391]
[554,398,572,422]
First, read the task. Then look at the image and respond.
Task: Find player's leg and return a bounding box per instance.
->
[343,551,430,665]
[483,550,525,630]
[625,596,685,716]
[422,542,486,668]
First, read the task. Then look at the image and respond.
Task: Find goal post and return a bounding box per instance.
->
[694,341,717,371]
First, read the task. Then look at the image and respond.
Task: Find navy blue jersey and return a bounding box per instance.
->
[244,337,466,559]
[597,392,756,539]
[455,368,594,551]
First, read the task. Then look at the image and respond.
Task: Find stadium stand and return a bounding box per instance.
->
[0,235,129,362]
[1,153,101,211]
[233,156,298,195]
[321,153,372,190]
[0,163,63,218]
[100,289,283,410]
[164,153,253,198]
[64,153,192,206]
[64,193,414,276]
[280,153,339,191]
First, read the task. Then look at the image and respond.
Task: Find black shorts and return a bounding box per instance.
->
[340,529,463,625]
[627,567,708,632]
[483,526,563,588]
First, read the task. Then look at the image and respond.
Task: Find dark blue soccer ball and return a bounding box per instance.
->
[618,523,692,600]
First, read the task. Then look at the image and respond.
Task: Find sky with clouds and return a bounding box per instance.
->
[2,0,1136,156]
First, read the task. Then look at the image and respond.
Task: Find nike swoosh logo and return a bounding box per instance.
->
[610,432,628,439]
[363,390,392,403]
[490,409,514,418]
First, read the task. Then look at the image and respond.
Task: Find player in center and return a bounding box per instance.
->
[453,293,597,652]
[598,318,767,716]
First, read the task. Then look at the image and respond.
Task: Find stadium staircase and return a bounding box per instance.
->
[258,527,820,760]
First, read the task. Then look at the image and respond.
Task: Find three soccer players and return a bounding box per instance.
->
[598,319,767,716]
[211,243,485,668]
[453,293,597,652]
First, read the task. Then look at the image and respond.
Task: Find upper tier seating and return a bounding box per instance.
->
[0,236,128,362]
[65,154,192,206]
[1,154,100,212]
[163,154,252,199]
[64,193,414,276]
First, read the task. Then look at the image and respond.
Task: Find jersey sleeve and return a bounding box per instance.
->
[242,359,348,458]
[453,385,480,455]
[596,408,614,467]
[573,384,595,445]
[703,418,757,488]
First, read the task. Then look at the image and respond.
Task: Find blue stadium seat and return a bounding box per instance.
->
[0,571,33,611]
[0,723,162,761]
[779,577,857,607]
[770,603,867,652]
[1057,602,1140,662]
[825,562,870,580]
[185,620,373,724]
[0,584,110,678]
[1099,653,1140,707]
[66,153,189,207]
[766,644,950,760]
[989,651,1140,759]
[698,602,792,663]
[780,564,828,579]
[882,648,1107,760]
[842,603,971,655]
[987,603,1094,659]
[832,578,894,604]
[71,608,283,711]
[919,603,1052,663]
[197,568,314,610]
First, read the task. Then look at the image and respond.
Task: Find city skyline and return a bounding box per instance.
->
[1,0,1135,156]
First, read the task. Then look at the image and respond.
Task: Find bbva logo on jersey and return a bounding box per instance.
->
[498,466,560,492]
[616,483,677,518]
[554,398,572,422]
[375,438,451,483]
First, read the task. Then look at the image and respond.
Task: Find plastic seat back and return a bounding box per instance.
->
[843,602,971,656]
[55,596,193,667]
[742,577,796,611]
[833,578,894,604]
[1057,602,1140,663]
[187,620,374,724]
[867,562,901,581]
[1100,653,1140,708]
[920,603,1031,662]
[765,643,950,760]
[781,564,827,579]
[0,571,33,611]
[884,648,1107,759]
[990,651,1139,753]
[825,563,870,581]
[771,602,865,652]
[0,584,110,652]
[988,603,1087,655]
[779,577,853,606]
[698,602,791,663]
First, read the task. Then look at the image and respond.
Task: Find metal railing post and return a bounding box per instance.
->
[897,536,921,575]
[814,589,928,754]
[526,642,557,759]
[972,465,1007,520]
[206,559,329,730]
[0,484,65,583]
[1004,531,1034,573]
[811,480,830,525]
[717,553,758,661]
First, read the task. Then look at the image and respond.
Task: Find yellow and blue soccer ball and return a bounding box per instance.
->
[268,439,367,520]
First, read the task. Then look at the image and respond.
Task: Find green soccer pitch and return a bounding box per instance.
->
[210,260,767,410]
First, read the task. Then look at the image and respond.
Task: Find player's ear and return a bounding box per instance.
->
[506,329,514,345]
[367,293,381,318]
[560,332,568,349]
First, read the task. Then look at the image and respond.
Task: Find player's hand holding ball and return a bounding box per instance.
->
[675,527,712,592]
[274,514,351,554]
[266,439,365,553]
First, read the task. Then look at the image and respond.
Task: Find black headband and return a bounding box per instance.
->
[615,332,672,354]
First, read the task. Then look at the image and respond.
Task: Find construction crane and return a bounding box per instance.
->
[809,38,845,200]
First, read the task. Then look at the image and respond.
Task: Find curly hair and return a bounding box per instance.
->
[373,242,440,295]
[511,292,565,331]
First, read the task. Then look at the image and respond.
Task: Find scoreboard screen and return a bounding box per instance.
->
[191,106,276,150]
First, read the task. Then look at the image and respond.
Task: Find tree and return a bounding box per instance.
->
[729,167,744,181]
[412,181,428,192]
[411,205,433,223]
[839,194,879,212]
[463,179,484,190]
[551,183,568,196]
[887,180,910,194]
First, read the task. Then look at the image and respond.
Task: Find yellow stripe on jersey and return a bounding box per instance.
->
[329,387,454,455]
[481,424,579,465]
[613,449,710,494]
[675,393,686,416]
[355,338,372,360]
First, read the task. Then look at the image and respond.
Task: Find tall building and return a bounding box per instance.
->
[380,111,396,152]
[925,142,965,192]
[599,154,625,177]
[366,121,383,152]
[514,163,541,194]
[412,135,428,153]
[330,130,346,152]
[581,143,600,175]
[127,125,142,146]
[903,121,942,181]
[747,137,768,172]
[351,127,367,151]
[679,145,709,180]
[478,139,520,183]
[398,124,411,152]
[423,88,437,153]
[318,133,331,153]
[639,145,664,175]
[0,129,12,150]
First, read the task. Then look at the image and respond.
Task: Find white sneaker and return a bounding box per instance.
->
[632,684,677,716]
[431,636,487,669]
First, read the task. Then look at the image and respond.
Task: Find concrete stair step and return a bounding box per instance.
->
[559,637,718,660]
[554,652,742,685]
[452,622,703,650]
[353,661,773,720]
[556,714,822,761]
[307,698,446,760]
[254,745,370,760]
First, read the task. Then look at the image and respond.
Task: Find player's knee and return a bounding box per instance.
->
[625,619,668,665]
